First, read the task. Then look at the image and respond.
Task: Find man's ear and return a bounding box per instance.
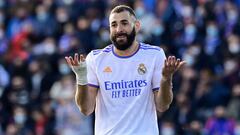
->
[135,20,141,33]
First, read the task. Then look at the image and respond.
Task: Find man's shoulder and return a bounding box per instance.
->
[86,45,113,63]
[90,44,113,56]
[139,43,164,53]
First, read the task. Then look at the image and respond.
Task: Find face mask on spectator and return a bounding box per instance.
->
[63,0,74,5]
[182,6,193,18]
[14,113,26,125]
[135,7,145,17]
[153,25,164,36]
[59,63,71,75]
[207,25,218,37]
[161,126,175,135]
[227,10,238,22]
[37,11,48,21]
[228,42,240,54]
[100,30,110,42]
[185,24,196,36]
[224,59,237,74]
[44,42,56,54]
[190,46,201,56]
[56,9,69,23]
[183,53,195,66]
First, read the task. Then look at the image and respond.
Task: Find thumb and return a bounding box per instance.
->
[176,61,186,70]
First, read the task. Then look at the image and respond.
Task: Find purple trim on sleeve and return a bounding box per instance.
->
[88,83,100,88]
[152,87,159,91]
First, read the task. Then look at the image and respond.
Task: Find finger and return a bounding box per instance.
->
[175,58,180,67]
[171,56,176,66]
[168,56,172,66]
[65,57,72,66]
[165,59,168,67]
[74,53,78,61]
[167,56,171,63]
[166,56,171,67]
[176,61,187,70]
[80,54,85,62]
[74,53,79,65]
[69,56,76,66]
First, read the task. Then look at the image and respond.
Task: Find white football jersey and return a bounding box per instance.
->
[86,43,166,135]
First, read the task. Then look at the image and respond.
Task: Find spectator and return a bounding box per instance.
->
[227,83,240,123]
[204,106,236,135]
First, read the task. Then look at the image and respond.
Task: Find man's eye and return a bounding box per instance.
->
[122,22,128,25]
[111,24,117,27]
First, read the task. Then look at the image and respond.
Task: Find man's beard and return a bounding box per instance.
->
[110,27,136,50]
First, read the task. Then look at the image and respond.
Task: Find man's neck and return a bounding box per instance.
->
[114,41,139,57]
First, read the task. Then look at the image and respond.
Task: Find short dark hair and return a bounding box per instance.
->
[110,5,136,19]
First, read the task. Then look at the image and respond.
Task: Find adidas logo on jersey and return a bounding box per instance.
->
[103,66,112,73]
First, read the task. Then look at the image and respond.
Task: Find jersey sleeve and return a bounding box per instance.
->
[86,51,99,88]
[152,48,166,91]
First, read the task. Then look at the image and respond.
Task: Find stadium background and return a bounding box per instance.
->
[0,0,240,134]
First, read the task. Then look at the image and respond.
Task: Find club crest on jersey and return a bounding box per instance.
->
[138,63,147,75]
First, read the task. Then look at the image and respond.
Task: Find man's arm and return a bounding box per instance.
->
[65,53,98,116]
[154,56,185,112]
[154,76,173,112]
[75,85,98,115]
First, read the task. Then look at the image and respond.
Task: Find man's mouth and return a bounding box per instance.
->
[116,34,127,40]
[117,35,126,39]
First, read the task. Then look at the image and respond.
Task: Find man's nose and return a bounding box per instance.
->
[116,25,123,33]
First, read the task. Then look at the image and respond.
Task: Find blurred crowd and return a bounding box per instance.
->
[0,0,239,135]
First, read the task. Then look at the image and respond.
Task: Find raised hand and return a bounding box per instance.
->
[162,56,186,79]
[65,53,85,66]
[65,53,87,85]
